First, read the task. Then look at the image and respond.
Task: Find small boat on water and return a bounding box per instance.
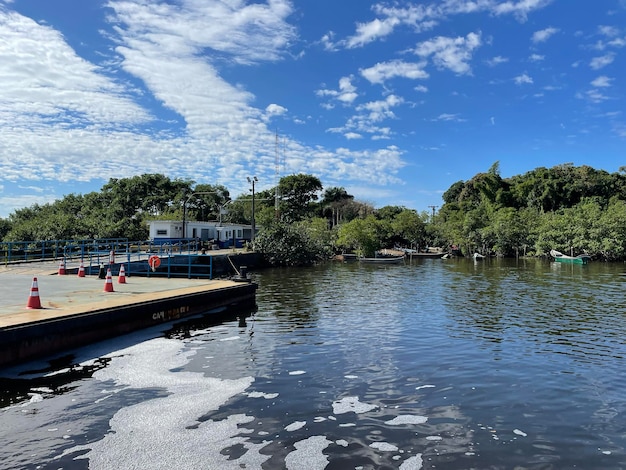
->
[550,249,591,265]
[359,255,406,264]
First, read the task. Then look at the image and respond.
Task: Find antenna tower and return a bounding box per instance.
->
[274,131,280,216]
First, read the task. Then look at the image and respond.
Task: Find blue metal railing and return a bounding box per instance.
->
[0,238,243,279]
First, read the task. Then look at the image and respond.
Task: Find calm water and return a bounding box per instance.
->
[1,258,626,469]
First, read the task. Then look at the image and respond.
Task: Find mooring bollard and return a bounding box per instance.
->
[98,263,106,279]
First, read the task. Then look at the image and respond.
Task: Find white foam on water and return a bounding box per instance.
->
[399,454,423,469]
[385,415,428,425]
[26,393,43,405]
[285,421,306,432]
[415,385,435,390]
[59,337,262,469]
[285,435,332,470]
[332,396,378,415]
[336,439,349,447]
[289,370,306,375]
[219,336,240,342]
[247,391,279,399]
[513,428,527,437]
[425,435,442,441]
[370,442,399,452]
[344,375,358,379]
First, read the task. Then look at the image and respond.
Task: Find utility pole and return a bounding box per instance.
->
[428,205,438,219]
[247,176,258,243]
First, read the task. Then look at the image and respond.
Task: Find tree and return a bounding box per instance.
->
[278,174,323,222]
[320,187,354,227]
[184,184,230,222]
[391,209,427,249]
[254,220,330,266]
[335,215,383,257]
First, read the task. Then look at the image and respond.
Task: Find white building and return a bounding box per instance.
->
[148,220,254,248]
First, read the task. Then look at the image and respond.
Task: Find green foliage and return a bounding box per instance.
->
[254,219,331,266]
[433,163,626,258]
[336,215,383,257]
[320,186,354,227]
[278,174,323,222]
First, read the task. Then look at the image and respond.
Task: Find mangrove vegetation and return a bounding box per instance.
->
[2,163,626,265]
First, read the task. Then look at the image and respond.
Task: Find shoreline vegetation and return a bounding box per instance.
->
[2,163,626,266]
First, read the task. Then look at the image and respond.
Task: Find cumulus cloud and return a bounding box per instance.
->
[346,17,401,48]
[317,76,359,104]
[486,55,509,66]
[532,27,559,43]
[514,73,533,85]
[264,104,288,120]
[591,76,613,87]
[360,60,429,85]
[590,53,615,69]
[335,0,552,50]
[413,32,482,75]
[492,0,555,21]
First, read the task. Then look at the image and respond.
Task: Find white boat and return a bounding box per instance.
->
[358,255,405,264]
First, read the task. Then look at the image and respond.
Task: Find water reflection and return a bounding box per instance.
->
[2,259,626,469]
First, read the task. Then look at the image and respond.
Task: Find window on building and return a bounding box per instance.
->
[237,229,242,238]
[156,229,167,235]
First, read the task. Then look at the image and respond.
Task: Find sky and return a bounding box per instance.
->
[0,0,625,219]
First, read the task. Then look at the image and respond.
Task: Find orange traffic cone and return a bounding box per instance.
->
[58,259,66,275]
[26,277,42,309]
[118,264,126,284]
[77,261,85,278]
[103,268,114,292]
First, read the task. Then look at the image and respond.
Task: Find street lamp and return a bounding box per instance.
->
[247,176,258,243]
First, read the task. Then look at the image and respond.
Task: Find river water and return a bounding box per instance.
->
[1,257,626,469]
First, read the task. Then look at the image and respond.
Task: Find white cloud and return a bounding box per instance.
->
[0,1,412,211]
[360,60,429,85]
[0,10,150,128]
[346,17,401,48]
[529,53,545,62]
[577,89,609,104]
[344,132,362,140]
[316,76,359,105]
[413,32,482,75]
[591,76,612,87]
[265,104,287,119]
[338,0,552,51]
[486,55,509,66]
[492,0,555,21]
[590,53,615,69]
[514,73,533,85]
[433,113,465,122]
[532,27,559,43]
[598,25,620,37]
[356,95,404,122]
[414,85,429,93]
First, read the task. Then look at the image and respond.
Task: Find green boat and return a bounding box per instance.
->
[550,249,591,265]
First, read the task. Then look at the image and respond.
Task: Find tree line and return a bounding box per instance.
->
[2,163,626,264]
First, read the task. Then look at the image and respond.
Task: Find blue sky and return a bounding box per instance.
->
[1,0,625,219]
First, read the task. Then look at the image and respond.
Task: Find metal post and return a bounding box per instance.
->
[247,176,258,243]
